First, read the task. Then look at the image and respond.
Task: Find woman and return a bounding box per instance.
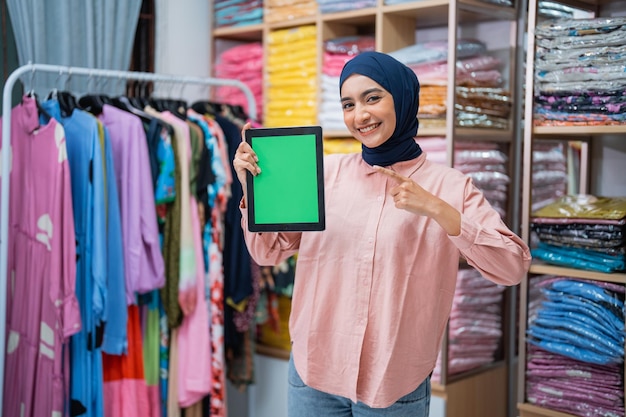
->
[233,51,531,416]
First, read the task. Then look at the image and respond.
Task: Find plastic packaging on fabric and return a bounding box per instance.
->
[536,44,626,71]
[525,296,625,417]
[537,240,625,257]
[537,308,624,345]
[527,278,625,366]
[324,35,375,56]
[532,316,623,357]
[532,222,625,242]
[454,149,508,164]
[532,195,626,220]
[432,268,505,382]
[532,242,625,273]
[388,40,487,66]
[466,171,510,185]
[535,17,626,38]
[541,293,624,334]
[535,17,626,50]
[529,337,617,365]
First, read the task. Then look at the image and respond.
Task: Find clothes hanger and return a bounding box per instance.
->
[128,79,147,109]
[228,104,248,121]
[77,73,105,115]
[21,71,53,121]
[78,74,116,116]
[46,69,79,117]
[112,96,154,123]
[24,89,54,123]
[190,100,222,116]
[150,97,187,120]
[78,94,104,116]
[57,91,80,117]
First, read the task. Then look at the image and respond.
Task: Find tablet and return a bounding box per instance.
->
[245,126,325,232]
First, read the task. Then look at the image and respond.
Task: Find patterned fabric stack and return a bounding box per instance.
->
[265,25,318,127]
[389,40,511,129]
[534,18,626,126]
[214,0,263,28]
[530,195,626,273]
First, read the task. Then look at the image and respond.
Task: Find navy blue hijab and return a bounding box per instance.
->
[339,51,422,166]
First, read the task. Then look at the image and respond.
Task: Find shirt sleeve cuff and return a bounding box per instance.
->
[448,213,479,250]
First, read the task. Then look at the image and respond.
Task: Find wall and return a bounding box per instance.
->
[592,136,626,196]
[153,0,211,103]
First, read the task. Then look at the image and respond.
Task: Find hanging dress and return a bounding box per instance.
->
[39,99,108,417]
[1,95,81,417]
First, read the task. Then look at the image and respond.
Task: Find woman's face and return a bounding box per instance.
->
[340,74,396,148]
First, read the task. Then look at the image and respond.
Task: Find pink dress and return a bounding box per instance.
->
[1,96,81,417]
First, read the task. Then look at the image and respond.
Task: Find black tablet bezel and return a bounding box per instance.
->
[245,126,325,232]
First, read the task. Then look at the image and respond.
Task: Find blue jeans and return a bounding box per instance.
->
[287,356,431,417]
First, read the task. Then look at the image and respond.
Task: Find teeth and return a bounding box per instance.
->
[359,124,378,133]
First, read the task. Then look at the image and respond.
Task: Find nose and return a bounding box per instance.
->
[355,104,370,123]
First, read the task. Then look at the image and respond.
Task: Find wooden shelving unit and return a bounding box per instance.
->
[517,0,626,415]
[211,1,522,416]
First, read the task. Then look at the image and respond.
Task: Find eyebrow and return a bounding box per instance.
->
[341,87,385,103]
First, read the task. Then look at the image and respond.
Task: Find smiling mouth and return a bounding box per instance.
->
[358,123,380,133]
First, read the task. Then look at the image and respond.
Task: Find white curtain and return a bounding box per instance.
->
[7,0,142,95]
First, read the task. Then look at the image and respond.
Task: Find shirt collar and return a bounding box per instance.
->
[363,151,427,178]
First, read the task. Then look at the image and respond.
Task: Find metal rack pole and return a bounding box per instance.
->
[0,63,257,416]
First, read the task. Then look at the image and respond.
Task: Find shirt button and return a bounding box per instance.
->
[377,195,383,201]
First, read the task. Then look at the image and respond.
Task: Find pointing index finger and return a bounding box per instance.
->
[373,165,408,183]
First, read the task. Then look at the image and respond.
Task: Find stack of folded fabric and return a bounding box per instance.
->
[213,42,264,119]
[531,142,568,212]
[432,268,506,382]
[530,195,626,273]
[319,35,375,131]
[265,25,318,127]
[534,18,626,126]
[389,40,511,129]
[419,137,510,219]
[526,275,625,417]
[214,0,263,28]
[385,0,512,4]
[265,0,317,23]
[317,0,376,13]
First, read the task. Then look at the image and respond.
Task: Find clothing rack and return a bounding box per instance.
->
[0,63,257,416]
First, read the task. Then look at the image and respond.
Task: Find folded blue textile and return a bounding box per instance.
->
[532,242,625,272]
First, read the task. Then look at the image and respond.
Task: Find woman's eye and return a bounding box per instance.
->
[367,95,381,102]
[342,102,354,110]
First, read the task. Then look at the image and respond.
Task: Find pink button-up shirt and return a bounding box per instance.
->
[241,152,531,408]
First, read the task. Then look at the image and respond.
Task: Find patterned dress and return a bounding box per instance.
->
[1,96,81,417]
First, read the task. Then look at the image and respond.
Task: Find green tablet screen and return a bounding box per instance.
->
[245,126,325,232]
